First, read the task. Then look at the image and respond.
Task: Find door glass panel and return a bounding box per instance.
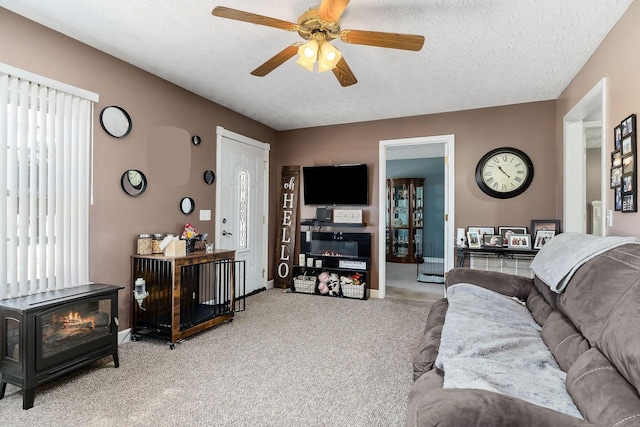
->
[238,169,249,250]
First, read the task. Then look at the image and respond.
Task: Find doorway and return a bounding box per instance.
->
[215,126,270,297]
[378,135,455,299]
[563,78,607,235]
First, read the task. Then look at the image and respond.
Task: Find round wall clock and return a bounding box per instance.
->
[100,106,132,138]
[121,169,147,197]
[475,147,534,199]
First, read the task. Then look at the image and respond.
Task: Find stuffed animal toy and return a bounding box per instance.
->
[317,271,330,294]
[328,272,342,297]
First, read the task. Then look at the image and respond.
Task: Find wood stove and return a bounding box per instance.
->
[0,283,122,409]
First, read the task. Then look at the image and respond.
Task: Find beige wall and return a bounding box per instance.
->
[12,1,629,319]
[557,0,640,236]
[276,101,558,290]
[0,9,277,328]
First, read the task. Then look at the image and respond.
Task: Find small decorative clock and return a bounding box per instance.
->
[475,147,534,199]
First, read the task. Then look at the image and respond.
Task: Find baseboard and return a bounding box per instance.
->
[370,289,381,299]
[266,279,274,289]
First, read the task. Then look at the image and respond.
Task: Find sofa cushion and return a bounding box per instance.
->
[533,275,557,308]
[598,274,640,393]
[540,310,589,372]
[445,268,533,300]
[412,325,443,381]
[558,244,640,345]
[566,348,640,426]
[424,298,448,332]
[406,388,593,427]
[527,286,554,326]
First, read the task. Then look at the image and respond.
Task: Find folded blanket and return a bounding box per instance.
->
[436,283,582,418]
[530,232,640,293]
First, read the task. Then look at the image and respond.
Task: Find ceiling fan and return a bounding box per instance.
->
[212,0,425,87]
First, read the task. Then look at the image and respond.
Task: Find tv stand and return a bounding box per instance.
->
[291,231,371,299]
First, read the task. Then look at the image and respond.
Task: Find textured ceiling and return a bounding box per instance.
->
[0,0,633,131]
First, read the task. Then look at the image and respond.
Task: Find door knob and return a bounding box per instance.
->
[222,230,233,236]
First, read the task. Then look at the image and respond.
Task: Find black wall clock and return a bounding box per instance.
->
[191,135,201,146]
[475,147,534,199]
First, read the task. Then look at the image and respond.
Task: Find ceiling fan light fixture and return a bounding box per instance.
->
[296,39,319,71]
[317,41,342,73]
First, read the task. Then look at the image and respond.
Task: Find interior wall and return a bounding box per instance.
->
[0,8,278,329]
[276,101,558,290]
[556,0,639,237]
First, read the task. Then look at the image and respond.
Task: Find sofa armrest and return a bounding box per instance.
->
[406,388,594,427]
[446,268,533,300]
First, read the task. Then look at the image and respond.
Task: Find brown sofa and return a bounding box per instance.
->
[406,237,640,427]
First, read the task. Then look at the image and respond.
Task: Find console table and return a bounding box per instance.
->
[456,246,538,278]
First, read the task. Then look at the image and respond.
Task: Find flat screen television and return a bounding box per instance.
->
[303,164,368,205]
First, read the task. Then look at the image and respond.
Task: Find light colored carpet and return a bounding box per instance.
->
[0,289,433,427]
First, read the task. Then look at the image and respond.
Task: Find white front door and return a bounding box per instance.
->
[215,127,269,297]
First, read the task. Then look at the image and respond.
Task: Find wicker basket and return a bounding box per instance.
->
[341,283,365,299]
[293,276,316,294]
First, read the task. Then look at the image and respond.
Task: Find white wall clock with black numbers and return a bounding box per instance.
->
[475,147,534,199]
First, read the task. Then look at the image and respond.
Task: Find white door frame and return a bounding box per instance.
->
[563,78,607,234]
[215,126,270,288]
[378,134,455,299]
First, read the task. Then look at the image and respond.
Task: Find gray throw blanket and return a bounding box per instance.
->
[530,232,640,293]
[435,283,583,419]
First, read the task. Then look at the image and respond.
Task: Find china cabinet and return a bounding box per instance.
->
[386,178,425,263]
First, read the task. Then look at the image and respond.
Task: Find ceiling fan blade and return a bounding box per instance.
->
[332,57,357,87]
[318,0,350,23]
[341,29,425,51]
[250,45,300,77]
[212,6,297,31]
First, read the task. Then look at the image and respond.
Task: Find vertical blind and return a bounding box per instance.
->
[1,68,96,299]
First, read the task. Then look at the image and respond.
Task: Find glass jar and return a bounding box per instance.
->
[137,233,152,255]
[152,233,165,254]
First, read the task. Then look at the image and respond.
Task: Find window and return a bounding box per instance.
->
[1,64,97,299]
[238,169,249,250]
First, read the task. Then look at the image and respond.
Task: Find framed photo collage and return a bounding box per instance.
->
[612,114,637,212]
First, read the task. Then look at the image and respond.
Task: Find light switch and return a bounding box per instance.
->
[199,209,211,221]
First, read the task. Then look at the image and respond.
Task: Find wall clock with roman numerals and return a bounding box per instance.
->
[475,147,534,199]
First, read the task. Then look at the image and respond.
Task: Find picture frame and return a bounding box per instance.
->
[622,136,633,156]
[508,234,530,249]
[623,154,635,175]
[530,220,560,236]
[483,234,503,247]
[467,227,495,245]
[612,151,622,168]
[467,231,482,249]
[622,114,636,138]
[534,230,556,249]
[614,114,637,213]
[498,226,527,246]
[611,166,622,188]
[622,193,636,213]
[623,174,634,192]
[615,125,622,151]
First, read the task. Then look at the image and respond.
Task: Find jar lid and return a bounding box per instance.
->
[153,233,165,238]
[138,233,151,238]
